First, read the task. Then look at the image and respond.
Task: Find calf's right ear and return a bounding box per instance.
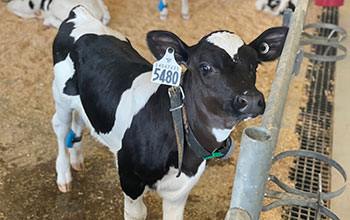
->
[249,26,289,62]
[147,31,189,67]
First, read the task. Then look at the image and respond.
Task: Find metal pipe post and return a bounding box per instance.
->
[226,1,309,219]
[226,127,272,220]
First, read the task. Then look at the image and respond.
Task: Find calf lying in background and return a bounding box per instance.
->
[52,5,288,220]
[7,0,110,28]
[256,0,297,16]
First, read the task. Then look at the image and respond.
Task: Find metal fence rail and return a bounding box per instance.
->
[225,1,310,219]
[225,1,348,219]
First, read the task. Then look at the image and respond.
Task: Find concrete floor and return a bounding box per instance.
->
[331,2,350,220]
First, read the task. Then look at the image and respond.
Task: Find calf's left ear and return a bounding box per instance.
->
[249,26,289,62]
[147,30,189,66]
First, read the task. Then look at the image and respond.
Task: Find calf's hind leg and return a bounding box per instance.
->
[52,105,73,193]
[69,111,85,171]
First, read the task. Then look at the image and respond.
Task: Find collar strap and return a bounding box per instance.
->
[168,85,234,177]
[187,126,233,160]
[168,86,185,177]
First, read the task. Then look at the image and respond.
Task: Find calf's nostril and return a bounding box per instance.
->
[258,99,264,107]
[234,96,248,109]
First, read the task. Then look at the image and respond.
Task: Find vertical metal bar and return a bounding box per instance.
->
[225,1,309,219]
[226,127,272,220]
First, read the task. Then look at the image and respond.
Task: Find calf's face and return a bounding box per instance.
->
[147,27,288,129]
[7,0,41,18]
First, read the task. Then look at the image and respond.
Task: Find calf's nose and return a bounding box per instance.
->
[233,89,265,115]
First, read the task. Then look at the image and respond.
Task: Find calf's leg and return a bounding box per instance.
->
[123,192,147,220]
[158,162,206,220]
[69,111,85,171]
[159,0,168,20]
[181,0,190,20]
[52,105,73,193]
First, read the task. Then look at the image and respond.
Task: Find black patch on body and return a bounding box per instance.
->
[118,86,204,199]
[40,0,47,10]
[73,34,152,134]
[47,0,53,10]
[29,0,34,9]
[288,1,296,11]
[52,9,76,65]
[268,0,280,9]
[52,9,79,96]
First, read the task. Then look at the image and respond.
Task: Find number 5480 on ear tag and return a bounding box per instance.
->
[151,47,182,87]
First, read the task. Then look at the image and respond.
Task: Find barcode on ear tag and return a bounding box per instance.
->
[151,47,182,87]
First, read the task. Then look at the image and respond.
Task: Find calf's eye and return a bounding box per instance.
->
[259,42,270,54]
[199,63,212,75]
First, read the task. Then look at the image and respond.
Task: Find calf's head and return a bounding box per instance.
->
[7,0,42,18]
[147,27,288,145]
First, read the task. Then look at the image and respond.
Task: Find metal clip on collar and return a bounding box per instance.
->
[169,86,185,112]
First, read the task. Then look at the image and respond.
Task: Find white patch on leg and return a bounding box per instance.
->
[52,110,72,192]
[124,192,147,220]
[155,162,206,220]
[206,32,244,61]
[212,126,235,142]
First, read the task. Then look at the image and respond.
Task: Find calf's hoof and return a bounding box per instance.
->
[159,14,167,20]
[182,14,190,20]
[58,182,72,193]
[71,163,85,171]
[41,24,54,30]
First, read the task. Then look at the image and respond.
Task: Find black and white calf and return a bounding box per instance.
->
[52,6,288,220]
[256,0,298,16]
[7,0,110,28]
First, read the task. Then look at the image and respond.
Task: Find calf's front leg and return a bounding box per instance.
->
[158,162,206,220]
[124,192,147,220]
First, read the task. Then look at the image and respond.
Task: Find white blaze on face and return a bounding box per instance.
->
[206,31,244,61]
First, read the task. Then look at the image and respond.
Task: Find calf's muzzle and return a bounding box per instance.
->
[233,89,265,116]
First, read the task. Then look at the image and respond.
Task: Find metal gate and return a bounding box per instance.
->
[225,1,347,220]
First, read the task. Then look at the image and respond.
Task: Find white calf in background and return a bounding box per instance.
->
[158,0,190,20]
[7,0,110,28]
[256,0,298,16]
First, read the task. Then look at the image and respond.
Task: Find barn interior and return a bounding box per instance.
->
[0,0,349,219]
